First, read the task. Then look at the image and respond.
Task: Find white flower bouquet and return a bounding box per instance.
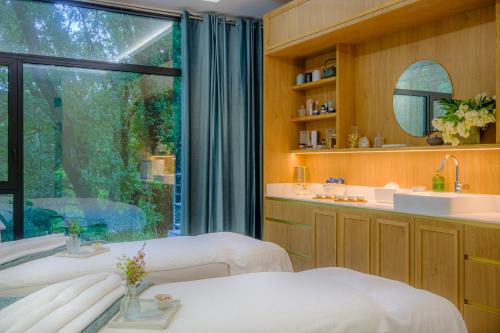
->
[432,94,496,146]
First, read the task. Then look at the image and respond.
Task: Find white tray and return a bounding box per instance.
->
[54,246,110,258]
[108,299,181,330]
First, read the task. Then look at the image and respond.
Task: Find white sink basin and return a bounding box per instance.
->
[393,192,498,216]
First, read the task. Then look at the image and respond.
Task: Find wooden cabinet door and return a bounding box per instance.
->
[372,216,413,285]
[338,212,371,274]
[415,219,463,309]
[314,209,337,267]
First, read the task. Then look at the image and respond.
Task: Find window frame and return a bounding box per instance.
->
[0,0,182,240]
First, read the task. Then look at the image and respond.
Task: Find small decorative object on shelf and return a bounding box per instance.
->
[373,132,384,148]
[323,58,336,78]
[359,136,370,148]
[305,72,312,83]
[296,73,305,85]
[65,219,81,255]
[426,131,444,146]
[118,243,147,321]
[432,94,496,146]
[347,125,360,149]
[298,105,306,117]
[312,69,321,82]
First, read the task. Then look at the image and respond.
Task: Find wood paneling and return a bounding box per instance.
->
[263,56,306,187]
[372,216,413,285]
[314,209,337,267]
[415,219,463,309]
[338,212,371,273]
[465,225,500,261]
[265,199,313,225]
[336,44,356,148]
[264,0,387,52]
[265,0,494,57]
[497,0,500,143]
[464,304,500,333]
[465,260,500,309]
[289,252,315,272]
[355,5,495,146]
[264,219,314,257]
[303,149,500,195]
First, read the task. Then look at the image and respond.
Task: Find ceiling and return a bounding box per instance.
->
[99,0,290,19]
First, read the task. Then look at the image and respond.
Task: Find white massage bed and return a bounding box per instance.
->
[0,268,467,333]
[0,232,292,296]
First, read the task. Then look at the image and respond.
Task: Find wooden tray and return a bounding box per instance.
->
[108,299,181,330]
[54,246,110,259]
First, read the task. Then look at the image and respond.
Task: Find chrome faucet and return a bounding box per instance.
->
[439,154,462,193]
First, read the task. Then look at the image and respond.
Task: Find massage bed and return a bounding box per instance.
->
[0,232,292,296]
[0,268,467,333]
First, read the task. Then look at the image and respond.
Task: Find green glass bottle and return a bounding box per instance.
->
[432,169,444,192]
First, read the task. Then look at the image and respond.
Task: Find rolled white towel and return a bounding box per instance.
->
[0,234,67,265]
[0,273,118,333]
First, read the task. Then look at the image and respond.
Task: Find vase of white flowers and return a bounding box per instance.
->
[432,94,496,146]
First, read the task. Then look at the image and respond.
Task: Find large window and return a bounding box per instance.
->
[0,0,182,242]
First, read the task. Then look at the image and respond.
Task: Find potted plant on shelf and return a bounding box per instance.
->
[432,94,496,146]
[117,243,147,321]
[65,219,81,254]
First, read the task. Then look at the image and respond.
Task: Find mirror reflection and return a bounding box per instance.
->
[393,60,452,137]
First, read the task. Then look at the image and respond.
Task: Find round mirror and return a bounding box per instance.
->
[393,60,452,137]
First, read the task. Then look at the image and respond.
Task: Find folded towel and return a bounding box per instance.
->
[0,273,124,333]
[0,234,67,265]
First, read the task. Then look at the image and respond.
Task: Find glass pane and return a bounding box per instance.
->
[0,194,14,242]
[0,0,180,68]
[0,65,7,181]
[393,95,426,137]
[23,64,181,241]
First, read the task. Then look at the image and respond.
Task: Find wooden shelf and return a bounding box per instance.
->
[291,77,336,91]
[290,144,500,154]
[291,113,337,123]
[267,0,494,58]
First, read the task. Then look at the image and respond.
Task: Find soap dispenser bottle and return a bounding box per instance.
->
[432,169,444,192]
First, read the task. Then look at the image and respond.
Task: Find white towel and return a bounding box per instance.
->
[0,234,67,265]
[0,273,123,333]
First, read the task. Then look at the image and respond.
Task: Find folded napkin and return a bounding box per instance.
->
[0,234,67,265]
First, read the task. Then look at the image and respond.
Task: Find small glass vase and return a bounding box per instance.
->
[120,285,141,321]
[66,236,80,254]
[460,127,480,145]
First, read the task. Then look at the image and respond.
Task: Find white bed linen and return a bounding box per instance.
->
[0,232,292,294]
[0,234,66,265]
[100,267,467,333]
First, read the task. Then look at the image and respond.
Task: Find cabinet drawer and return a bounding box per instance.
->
[289,252,314,272]
[465,260,500,309]
[465,226,500,261]
[264,219,314,257]
[265,199,313,226]
[464,304,500,333]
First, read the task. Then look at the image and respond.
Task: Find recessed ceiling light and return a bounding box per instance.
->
[202,0,221,3]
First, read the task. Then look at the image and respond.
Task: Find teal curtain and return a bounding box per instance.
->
[181,13,263,237]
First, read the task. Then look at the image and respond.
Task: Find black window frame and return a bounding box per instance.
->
[0,0,182,240]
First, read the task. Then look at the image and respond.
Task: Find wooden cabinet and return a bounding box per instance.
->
[313,208,337,267]
[372,215,413,285]
[463,226,500,333]
[338,212,371,274]
[264,0,390,52]
[415,219,463,309]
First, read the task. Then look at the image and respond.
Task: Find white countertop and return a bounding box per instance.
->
[266,183,500,225]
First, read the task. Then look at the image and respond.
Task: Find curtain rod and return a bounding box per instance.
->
[80,0,262,25]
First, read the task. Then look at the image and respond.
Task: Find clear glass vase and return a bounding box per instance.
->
[460,127,480,145]
[120,285,141,321]
[65,236,80,254]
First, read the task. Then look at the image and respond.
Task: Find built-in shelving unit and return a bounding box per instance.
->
[291,113,337,123]
[290,144,500,154]
[291,76,336,91]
